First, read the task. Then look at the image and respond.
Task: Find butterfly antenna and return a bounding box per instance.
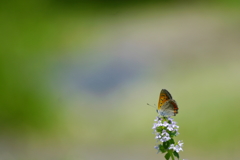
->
[147,103,157,109]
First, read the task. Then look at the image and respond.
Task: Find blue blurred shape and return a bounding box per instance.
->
[79,60,139,95]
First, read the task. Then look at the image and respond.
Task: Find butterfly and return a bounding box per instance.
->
[157,89,178,117]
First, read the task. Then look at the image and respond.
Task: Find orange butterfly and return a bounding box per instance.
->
[158,89,178,116]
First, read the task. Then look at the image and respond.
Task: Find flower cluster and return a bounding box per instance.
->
[152,116,183,160]
[169,141,184,153]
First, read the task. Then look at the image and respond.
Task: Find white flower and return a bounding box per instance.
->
[152,123,157,129]
[175,144,183,152]
[171,120,176,125]
[167,125,174,131]
[167,123,179,132]
[160,136,171,142]
[168,141,184,152]
[154,117,160,121]
[178,140,184,147]
[169,144,175,150]
[155,134,161,139]
[161,130,169,136]
[162,121,169,127]
[171,121,179,128]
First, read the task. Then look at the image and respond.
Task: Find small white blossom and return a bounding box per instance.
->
[152,123,157,129]
[178,140,184,147]
[162,121,169,127]
[160,136,171,142]
[168,141,184,152]
[175,145,183,152]
[169,144,175,150]
[154,117,159,121]
[155,134,161,139]
[161,130,169,136]
[167,125,174,131]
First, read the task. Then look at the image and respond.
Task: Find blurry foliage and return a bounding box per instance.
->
[0,54,58,134]
[50,0,240,9]
[0,0,61,135]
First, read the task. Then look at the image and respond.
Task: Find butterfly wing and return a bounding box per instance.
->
[158,89,172,110]
[159,99,178,116]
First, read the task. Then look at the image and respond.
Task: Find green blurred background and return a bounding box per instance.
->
[1,0,240,159]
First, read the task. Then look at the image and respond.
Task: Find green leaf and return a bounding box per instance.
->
[156,127,163,132]
[159,144,167,153]
[164,153,170,160]
[173,151,179,159]
[169,138,175,145]
[156,126,166,132]
[163,141,170,149]
[169,131,177,137]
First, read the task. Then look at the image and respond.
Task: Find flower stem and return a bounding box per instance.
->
[168,150,175,160]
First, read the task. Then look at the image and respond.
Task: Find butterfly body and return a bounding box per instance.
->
[157,89,178,116]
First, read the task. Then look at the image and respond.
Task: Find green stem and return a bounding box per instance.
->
[168,150,175,160]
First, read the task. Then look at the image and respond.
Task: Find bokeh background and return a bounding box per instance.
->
[1,0,240,160]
